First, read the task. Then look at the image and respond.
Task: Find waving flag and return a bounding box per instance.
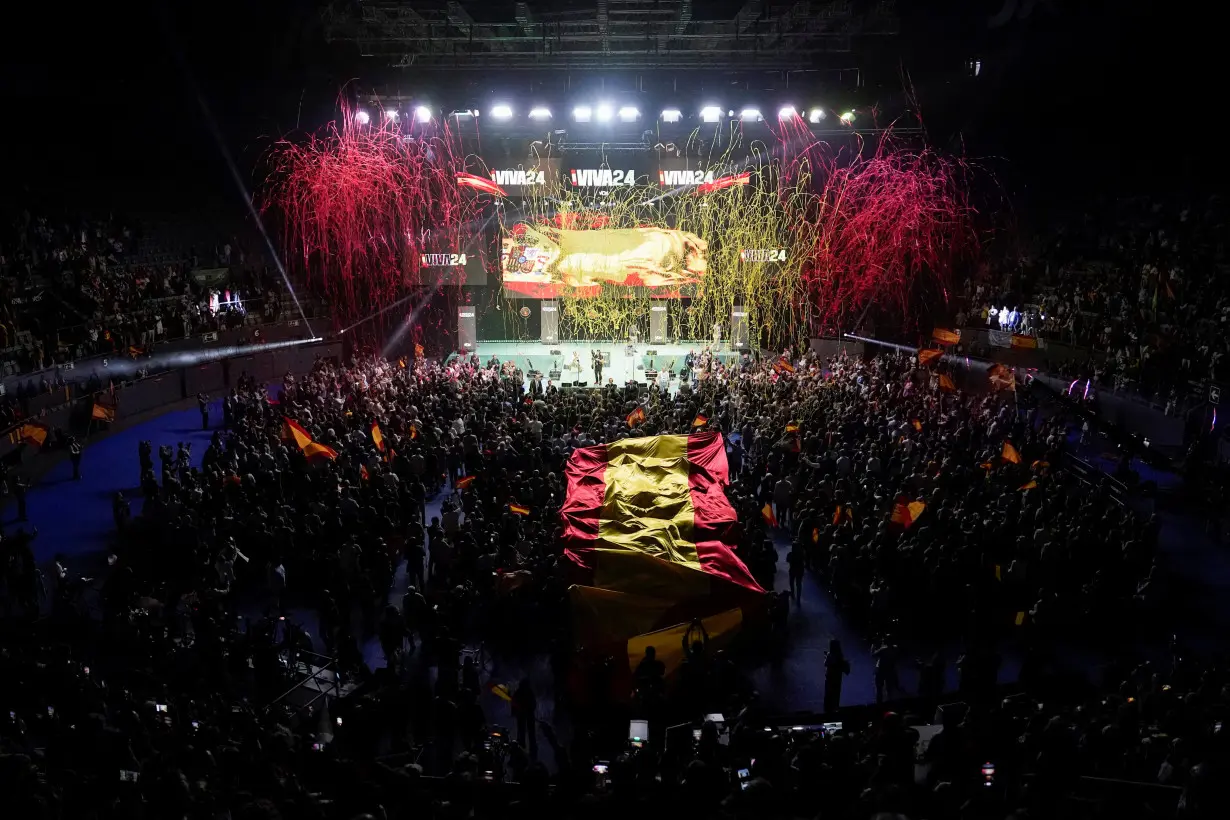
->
[761,503,778,528]
[281,418,313,450]
[833,504,853,525]
[626,406,646,427]
[91,401,116,423]
[303,441,338,462]
[509,503,531,516]
[932,328,961,345]
[1019,479,1038,491]
[890,497,927,528]
[773,358,795,375]
[918,348,943,366]
[15,421,50,447]
[691,413,709,428]
[456,475,475,490]
[938,374,957,392]
[785,421,800,433]
[911,418,923,432]
[1002,441,1022,464]
[360,464,371,482]
[371,423,385,452]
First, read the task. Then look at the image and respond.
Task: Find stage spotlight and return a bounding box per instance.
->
[384,109,399,121]
[491,104,513,120]
[414,105,432,123]
[529,106,552,120]
[808,108,826,123]
[573,106,592,122]
[700,105,722,123]
[740,108,763,122]
[661,108,682,123]
[618,106,639,122]
[354,110,371,125]
[839,110,855,124]
[778,106,797,119]
[596,104,614,122]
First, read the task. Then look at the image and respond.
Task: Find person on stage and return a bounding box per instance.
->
[711,319,722,348]
[592,349,603,384]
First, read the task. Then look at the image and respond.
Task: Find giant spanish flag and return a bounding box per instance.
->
[561,432,764,686]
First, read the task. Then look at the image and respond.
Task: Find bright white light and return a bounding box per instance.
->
[529,107,552,120]
[700,105,722,123]
[661,108,682,123]
[808,108,826,123]
[839,110,855,124]
[573,106,592,122]
[414,105,432,123]
[384,109,399,121]
[491,104,513,120]
[354,110,371,125]
[596,104,614,122]
[778,106,797,119]
[740,108,762,122]
[618,106,639,122]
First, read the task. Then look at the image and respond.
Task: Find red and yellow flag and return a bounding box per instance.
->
[15,421,50,447]
[1019,479,1038,491]
[360,464,371,482]
[833,505,853,526]
[408,424,419,440]
[785,422,800,434]
[91,402,116,423]
[561,432,763,595]
[773,358,795,375]
[371,423,385,452]
[414,343,425,357]
[811,527,821,544]
[626,406,646,427]
[303,441,338,462]
[456,475,475,490]
[761,503,778,528]
[890,497,927,528]
[911,418,923,432]
[1010,334,1037,350]
[691,413,709,428]
[932,328,961,345]
[1002,441,1022,464]
[938,374,957,392]
[918,348,943,366]
[509,503,531,517]
[281,418,313,450]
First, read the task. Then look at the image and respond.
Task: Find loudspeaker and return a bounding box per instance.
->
[541,300,560,344]
[457,306,477,351]
[730,305,749,350]
[649,301,668,343]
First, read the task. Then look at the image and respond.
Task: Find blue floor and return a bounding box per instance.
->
[13,403,1225,725]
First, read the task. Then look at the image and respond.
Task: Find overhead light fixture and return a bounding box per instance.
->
[596,104,614,122]
[618,106,639,122]
[777,106,797,119]
[491,104,513,120]
[384,109,399,121]
[354,110,371,125]
[808,108,826,123]
[700,105,722,123]
[839,110,855,124]
[529,107,552,120]
[740,108,762,122]
[414,105,432,123]
[573,105,592,122]
[661,108,682,123]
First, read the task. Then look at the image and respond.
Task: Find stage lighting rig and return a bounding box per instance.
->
[491,104,513,120]
[661,109,682,123]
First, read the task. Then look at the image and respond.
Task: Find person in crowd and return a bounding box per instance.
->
[824,638,850,713]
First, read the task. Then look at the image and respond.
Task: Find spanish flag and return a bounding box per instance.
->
[833,504,853,525]
[16,421,50,447]
[761,503,778,528]
[1001,441,1022,464]
[360,464,371,482]
[456,475,475,490]
[1010,334,1038,350]
[488,682,513,702]
[626,406,646,427]
[408,424,419,440]
[1019,479,1038,491]
[932,328,961,345]
[414,343,425,357]
[303,441,339,462]
[127,345,145,359]
[562,433,765,678]
[811,527,821,544]
[911,418,923,432]
[773,358,795,374]
[91,402,116,423]
[691,413,709,428]
[918,348,943,366]
[384,447,396,465]
[890,497,927,528]
[938,374,957,392]
[785,422,800,434]
[371,422,385,452]
[509,503,531,517]
[281,418,313,450]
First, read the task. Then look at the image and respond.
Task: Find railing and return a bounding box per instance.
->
[266,649,344,715]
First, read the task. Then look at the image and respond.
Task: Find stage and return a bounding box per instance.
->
[465,340,744,388]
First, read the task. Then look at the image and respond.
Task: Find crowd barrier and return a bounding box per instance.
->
[1,340,342,465]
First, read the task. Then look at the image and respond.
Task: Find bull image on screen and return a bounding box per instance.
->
[501,223,707,296]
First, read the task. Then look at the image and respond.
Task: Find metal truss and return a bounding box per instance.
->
[322,0,899,70]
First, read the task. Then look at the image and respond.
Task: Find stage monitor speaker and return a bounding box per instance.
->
[730,306,749,350]
[541,300,560,344]
[649,301,668,343]
[457,307,477,351]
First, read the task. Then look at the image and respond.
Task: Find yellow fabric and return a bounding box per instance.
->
[570,585,678,643]
[599,435,698,565]
[590,548,710,598]
[626,607,744,678]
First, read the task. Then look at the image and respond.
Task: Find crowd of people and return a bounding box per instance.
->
[957,195,1229,406]
[0,205,300,379]
[3,342,1225,819]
